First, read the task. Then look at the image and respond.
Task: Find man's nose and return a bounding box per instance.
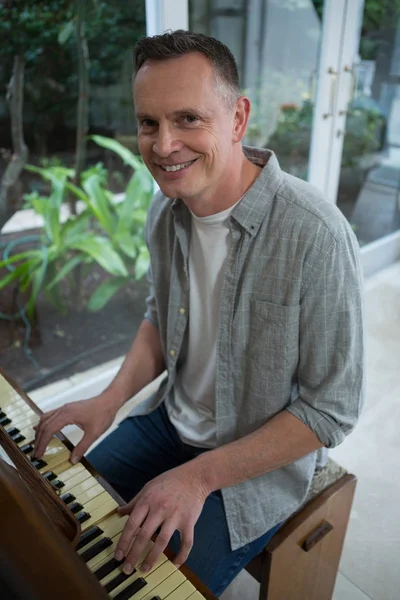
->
[152,125,182,157]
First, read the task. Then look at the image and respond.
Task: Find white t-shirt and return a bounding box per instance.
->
[165,202,238,447]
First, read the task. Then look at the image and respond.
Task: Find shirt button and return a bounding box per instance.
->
[169,349,176,357]
[179,307,185,315]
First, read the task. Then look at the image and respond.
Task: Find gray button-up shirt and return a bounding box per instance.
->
[129,147,365,550]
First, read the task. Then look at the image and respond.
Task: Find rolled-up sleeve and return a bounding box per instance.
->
[286,228,365,448]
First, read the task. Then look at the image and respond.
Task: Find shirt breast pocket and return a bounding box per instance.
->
[248,299,300,395]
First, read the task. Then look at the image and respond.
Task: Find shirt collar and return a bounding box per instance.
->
[172,146,283,236]
[231,146,283,236]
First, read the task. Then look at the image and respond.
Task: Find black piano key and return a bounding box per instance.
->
[150,597,161,600]
[94,556,124,581]
[60,492,76,505]
[20,443,34,454]
[76,511,90,524]
[11,433,25,443]
[80,537,113,563]
[6,427,20,436]
[69,501,84,514]
[104,571,133,594]
[51,479,65,490]
[31,458,47,469]
[76,525,103,551]
[113,577,147,600]
[43,471,57,482]
[0,416,12,427]
[0,411,6,419]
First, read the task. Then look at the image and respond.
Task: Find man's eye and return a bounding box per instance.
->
[183,115,198,124]
[141,119,156,128]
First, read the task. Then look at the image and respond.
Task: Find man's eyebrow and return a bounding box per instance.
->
[136,108,209,120]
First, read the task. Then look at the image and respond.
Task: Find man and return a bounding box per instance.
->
[33,30,364,596]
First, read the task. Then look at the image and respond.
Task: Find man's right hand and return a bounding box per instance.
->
[33,393,120,463]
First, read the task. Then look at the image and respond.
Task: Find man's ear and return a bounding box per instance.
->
[232,96,251,143]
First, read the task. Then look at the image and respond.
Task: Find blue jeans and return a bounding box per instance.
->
[87,403,281,596]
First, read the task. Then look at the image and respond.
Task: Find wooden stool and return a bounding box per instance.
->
[245,459,356,600]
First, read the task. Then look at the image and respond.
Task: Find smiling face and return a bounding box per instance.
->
[134,52,251,215]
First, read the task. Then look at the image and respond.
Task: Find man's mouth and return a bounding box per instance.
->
[159,159,197,172]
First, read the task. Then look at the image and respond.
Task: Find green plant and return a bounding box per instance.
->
[267,98,385,171]
[0,135,153,319]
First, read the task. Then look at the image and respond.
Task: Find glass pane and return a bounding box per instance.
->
[336,4,400,246]
[0,1,147,388]
[189,0,325,180]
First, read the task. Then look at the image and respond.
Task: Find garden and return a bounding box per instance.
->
[0,1,149,390]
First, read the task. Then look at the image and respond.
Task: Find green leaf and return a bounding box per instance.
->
[65,181,90,203]
[87,276,128,311]
[82,174,116,235]
[58,20,74,45]
[134,245,150,280]
[71,236,129,276]
[90,135,147,175]
[46,256,84,290]
[0,250,41,270]
[26,249,49,320]
[114,232,137,259]
[61,212,91,246]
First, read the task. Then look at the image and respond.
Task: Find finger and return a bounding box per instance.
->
[33,409,57,432]
[114,503,149,562]
[33,410,70,458]
[117,497,138,516]
[70,433,96,465]
[123,514,162,575]
[139,521,176,573]
[172,525,194,568]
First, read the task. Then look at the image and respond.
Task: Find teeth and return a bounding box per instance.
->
[163,161,193,172]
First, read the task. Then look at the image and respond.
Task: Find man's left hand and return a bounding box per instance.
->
[114,463,210,574]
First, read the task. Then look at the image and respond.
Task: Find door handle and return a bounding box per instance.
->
[323,67,338,119]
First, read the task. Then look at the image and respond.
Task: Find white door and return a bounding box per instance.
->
[308,0,365,202]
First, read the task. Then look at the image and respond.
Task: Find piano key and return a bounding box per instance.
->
[43,471,57,482]
[76,525,103,551]
[164,581,197,599]
[56,463,86,482]
[94,556,125,581]
[139,570,186,600]
[69,501,84,514]
[84,515,129,568]
[109,560,175,600]
[20,443,34,454]
[6,427,20,436]
[0,416,12,426]
[186,592,208,600]
[105,570,135,593]
[113,577,147,600]
[51,479,65,490]
[11,432,26,443]
[77,511,91,524]
[7,412,39,427]
[73,482,104,506]
[31,458,48,470]
[97,541,153,586]
[63,474,99,497]
[80,537,113,563]
[61,492,76,505]
[0,410,6,419]
[80,497,119,531]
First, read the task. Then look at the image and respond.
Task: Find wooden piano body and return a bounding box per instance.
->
[0,369,216,600]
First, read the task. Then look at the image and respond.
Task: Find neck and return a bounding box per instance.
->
[185,151,262,217]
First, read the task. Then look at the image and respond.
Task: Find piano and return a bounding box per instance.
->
[0,368,216,600]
